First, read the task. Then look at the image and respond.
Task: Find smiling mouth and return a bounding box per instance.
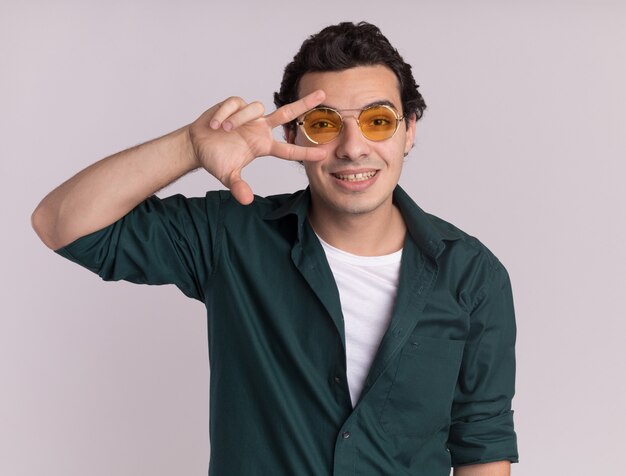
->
[332,171,378,182]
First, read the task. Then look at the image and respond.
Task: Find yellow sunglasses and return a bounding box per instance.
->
[296,104,404,145]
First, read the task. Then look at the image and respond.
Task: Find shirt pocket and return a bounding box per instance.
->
[379,335,465,438]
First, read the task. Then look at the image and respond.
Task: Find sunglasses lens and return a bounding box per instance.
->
[302,108,342,144]
[359,106,399,141]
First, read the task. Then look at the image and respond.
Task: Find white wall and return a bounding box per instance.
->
[2,1,625,474]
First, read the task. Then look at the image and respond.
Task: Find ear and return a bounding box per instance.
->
[404,113,417,156]
[284,125,296,144]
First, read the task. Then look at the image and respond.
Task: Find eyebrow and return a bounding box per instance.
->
[316,100,399,112]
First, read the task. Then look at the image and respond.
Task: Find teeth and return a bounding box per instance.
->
[334,171,377,182]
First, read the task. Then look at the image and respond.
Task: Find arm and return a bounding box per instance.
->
[31,92,326,250]
[454,461,511,476]
[448,260,518,466]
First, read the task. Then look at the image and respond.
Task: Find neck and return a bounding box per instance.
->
[308,200,406,257]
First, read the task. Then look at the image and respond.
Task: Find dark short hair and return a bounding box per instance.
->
[274,21,426,132]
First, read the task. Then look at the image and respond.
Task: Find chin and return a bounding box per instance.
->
[330,196,389,217]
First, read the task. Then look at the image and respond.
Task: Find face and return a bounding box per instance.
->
[293,65,416,223]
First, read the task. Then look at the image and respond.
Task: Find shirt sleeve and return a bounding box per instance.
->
[54,193,220,302]
[448,260,519,466]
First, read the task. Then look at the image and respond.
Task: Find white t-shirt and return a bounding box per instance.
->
[317,236,402,407]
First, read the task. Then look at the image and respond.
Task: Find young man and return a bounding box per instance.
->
[33,22,518,476]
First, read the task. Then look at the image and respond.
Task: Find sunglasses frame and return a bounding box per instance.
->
[296,104,404,145]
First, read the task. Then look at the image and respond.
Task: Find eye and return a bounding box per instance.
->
[304,109,341,132]
[370,117,391,127]
[364,116,393,130]
[360,106,397,131]
[310,120,339,129]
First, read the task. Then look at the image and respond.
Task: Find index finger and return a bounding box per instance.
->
[265,90,326,128]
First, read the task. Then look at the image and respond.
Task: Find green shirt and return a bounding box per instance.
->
[57,186,518,475]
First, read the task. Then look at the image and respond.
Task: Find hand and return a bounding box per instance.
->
[188,90,327,205]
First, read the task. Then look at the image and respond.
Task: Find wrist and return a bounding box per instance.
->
[177,125,202,172]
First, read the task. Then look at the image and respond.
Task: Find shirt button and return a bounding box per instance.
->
[343,431,351,439]
[334,376,342,384]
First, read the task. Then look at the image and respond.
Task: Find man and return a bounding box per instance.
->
[32,22,518,476]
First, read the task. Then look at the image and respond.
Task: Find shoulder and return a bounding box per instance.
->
[152,190,302,219]
[203,190,303,220]
[425,212,509,305]
[428,213,500,267]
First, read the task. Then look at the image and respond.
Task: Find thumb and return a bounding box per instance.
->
[227,174,254,205]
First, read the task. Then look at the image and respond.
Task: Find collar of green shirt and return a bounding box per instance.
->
[264,185,462,260]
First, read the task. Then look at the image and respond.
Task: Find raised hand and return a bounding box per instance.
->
[188,90,327,205]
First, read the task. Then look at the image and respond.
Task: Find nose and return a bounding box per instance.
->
[334,116,370,161]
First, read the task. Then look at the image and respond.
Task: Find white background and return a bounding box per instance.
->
[2,1,625,475]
